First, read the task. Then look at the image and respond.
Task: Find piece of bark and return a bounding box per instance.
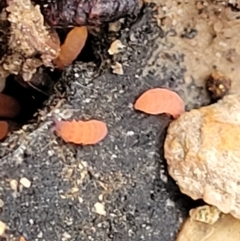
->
[164,94,240,219]
[32,0,143,27]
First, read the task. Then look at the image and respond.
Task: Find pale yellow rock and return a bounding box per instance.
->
[20,177,31,188]
[189,205,221,225]
[164,94,240,219]
[111,62,124,75]
[108,40,125,55]
[176,206,240,241]
[0,220,6,236]
[93,202,106,216]
[9,179,18,191]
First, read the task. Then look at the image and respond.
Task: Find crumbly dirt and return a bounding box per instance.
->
[0,1,238,241]
[146,0,240,94]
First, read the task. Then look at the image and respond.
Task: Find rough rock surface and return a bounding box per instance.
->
[164,94,240,219]
[176,205,240,241]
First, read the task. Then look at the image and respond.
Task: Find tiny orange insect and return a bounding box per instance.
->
[134,88,185,119]
[18,236,27,241]
[54,26,88,69]
[0,93,21,118]
[54,119,108,145]
[0,121,9,141]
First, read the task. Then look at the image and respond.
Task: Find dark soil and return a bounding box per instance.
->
[0,3,207,241]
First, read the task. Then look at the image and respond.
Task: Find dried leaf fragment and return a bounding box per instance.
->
[54,26,88,69]
[54,119,108,145]
[134,88,185,118]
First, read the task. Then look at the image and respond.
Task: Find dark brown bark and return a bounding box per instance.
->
[32,0,143,27]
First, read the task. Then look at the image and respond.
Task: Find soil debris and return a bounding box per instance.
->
[145,0,240,95]
[206,71,232,101]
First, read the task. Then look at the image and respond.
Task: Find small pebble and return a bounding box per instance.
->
[20,177,31,188]
[9,179,18,191]
[47,150,54,156]
[130,33,137,41]
[111,62,124,75]
[98,194,103,201]
[108,21,121,32]
[37,232,43,238]
[93,202,106,216]
[0,220,6,236]
[0,199,4,208]
[29,219,34,225]
[108,40,125,55]
[62,232,71,241]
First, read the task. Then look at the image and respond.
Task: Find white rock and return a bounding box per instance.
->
[20,177,31,188]
[0,220,6,236]
[164,94,240,219]
[9,179,18,191]
[93,202,106,216]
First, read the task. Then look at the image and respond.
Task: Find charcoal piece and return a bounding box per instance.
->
[32,0,143,27]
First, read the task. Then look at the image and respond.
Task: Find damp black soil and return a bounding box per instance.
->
[0,3,208,241]
[1,28,95,130]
